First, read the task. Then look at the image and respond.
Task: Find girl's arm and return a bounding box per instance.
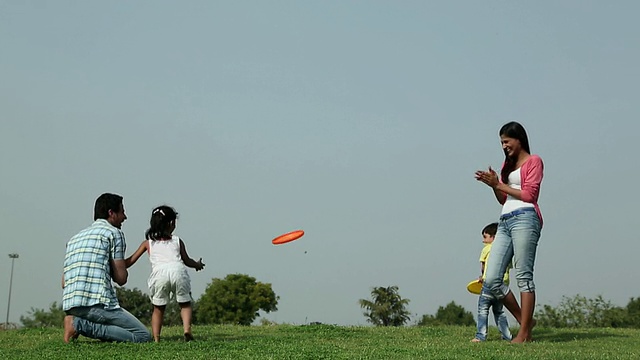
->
[179,239,205,271]
[125,240,148,268]
[490,157,543,202]
[476,166,508,204]
[492,186,507,205]
[493,182,521,199]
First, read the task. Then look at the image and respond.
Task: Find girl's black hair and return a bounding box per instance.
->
[146,205,178,240]
[499,121,531,184]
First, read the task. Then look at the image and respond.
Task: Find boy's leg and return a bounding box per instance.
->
[491,298,512,341]
[473,293,492,342]
[151,305,166,342]
[67,306,151,343]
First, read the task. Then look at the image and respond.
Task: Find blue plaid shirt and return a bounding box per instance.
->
[62,219,126,311]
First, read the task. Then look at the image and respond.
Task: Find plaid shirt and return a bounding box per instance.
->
[62,219,126,311]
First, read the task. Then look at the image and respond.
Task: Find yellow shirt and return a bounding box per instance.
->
[479,243,510,284]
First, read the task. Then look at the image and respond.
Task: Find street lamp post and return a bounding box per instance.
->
[5,253,19,328]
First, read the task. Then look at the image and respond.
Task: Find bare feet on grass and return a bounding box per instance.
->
[184,333,194,342]
[63,315,78,343]
[511,318,537,344]
[470,338,481,343]
[527,318,537,342]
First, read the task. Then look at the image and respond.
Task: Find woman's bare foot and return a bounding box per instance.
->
[510,336,530,344]
[63,315,78,343]
[526,319,537,342]
[184,333,194,342]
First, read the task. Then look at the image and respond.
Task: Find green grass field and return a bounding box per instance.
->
[1,325,639,360]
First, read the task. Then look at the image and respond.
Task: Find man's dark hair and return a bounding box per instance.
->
[94,193,123,220]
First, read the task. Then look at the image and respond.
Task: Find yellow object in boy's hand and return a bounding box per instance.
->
[466,279,482,295]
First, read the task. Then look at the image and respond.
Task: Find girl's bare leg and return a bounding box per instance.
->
[180,302,193,341]
[152,305,166,342]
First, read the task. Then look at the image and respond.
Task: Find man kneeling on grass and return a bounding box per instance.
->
[61,193,151,343]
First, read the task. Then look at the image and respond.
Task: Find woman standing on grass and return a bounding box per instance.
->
[475,121,544,343]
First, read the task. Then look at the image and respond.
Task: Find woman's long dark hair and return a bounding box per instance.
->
[146,205,178,240]
[499,121,531,184]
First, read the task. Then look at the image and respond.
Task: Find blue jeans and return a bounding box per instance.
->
[66,305,152,343]
[484,209,541,298]
[475,289,512,341]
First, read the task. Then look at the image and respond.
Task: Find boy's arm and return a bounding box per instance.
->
[125,240,148,268]
[179,239,205,271]
[479,262,485,282]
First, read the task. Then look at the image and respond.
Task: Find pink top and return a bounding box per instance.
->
[500,155,544,227]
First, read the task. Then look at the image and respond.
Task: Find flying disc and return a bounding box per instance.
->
[467,279,482,295]
[272,230,305,245]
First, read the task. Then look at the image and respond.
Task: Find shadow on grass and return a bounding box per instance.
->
[160,332,267,343]
[532,328,630,343]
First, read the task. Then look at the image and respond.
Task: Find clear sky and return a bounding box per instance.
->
[1,1,639,326]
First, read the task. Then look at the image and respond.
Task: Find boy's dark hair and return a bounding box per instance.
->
[499,121,531,184]
[482,222,498,237]
[94,193,124,220]
[146,205,178,240]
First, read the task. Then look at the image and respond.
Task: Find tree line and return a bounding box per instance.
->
[17,280,640,329]
[358,286,640,328]
[20,273,277,328]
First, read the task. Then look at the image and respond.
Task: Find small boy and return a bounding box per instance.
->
[471,222,512,342]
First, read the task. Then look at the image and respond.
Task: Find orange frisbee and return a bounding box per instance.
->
[272,230,305,245]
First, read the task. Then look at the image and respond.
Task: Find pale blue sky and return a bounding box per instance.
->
[1,1,638,326]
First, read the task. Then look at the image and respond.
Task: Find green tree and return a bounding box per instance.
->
[20,301,65,328]
[625,297,640,328]
[196,274,278,325]
[537,294,627,328]
[417,301,475,326]
[115,287,153,325]
[359,286,411,326]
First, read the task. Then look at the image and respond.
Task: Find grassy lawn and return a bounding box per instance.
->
[1,324,639,360]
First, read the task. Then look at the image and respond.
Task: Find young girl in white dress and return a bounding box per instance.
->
[126,205,205,342]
